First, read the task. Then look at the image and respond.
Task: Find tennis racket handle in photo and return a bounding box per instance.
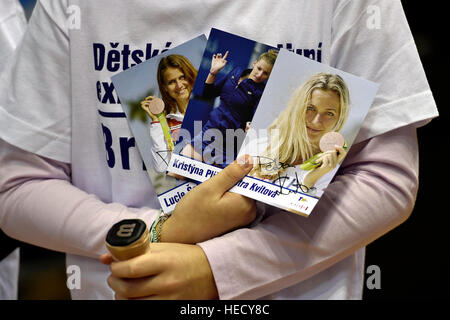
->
[105,219,150,261]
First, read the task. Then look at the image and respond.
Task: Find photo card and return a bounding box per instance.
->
[168,46,379,217]
[112,35,206,213]
[172,28,278,168]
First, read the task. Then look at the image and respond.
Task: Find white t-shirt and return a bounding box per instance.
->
[0,0,27,301]
[0,0,438,300]
[0,0,27,74]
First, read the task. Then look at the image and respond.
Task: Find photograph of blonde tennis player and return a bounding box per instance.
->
[140,54,198,173]
[244,73,350,197]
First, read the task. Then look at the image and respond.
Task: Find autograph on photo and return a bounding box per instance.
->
[253,155,315,195]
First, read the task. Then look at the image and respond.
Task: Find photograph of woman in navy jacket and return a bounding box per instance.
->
[180,49,278,167]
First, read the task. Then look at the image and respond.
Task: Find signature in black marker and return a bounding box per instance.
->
[254,156,314,195]
[155,149,172,167]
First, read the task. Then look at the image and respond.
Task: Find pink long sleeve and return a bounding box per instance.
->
[0,139,158,258]
[198,124,419,299]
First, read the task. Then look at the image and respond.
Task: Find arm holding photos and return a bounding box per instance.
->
[0,136,257,300]
[101,125,419,300]
[101,155,256,299]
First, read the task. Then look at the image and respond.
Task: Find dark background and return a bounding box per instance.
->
[6,0,447,300]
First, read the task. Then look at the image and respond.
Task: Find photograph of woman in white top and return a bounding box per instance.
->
[246,73,350,197]
[140,54,198,173]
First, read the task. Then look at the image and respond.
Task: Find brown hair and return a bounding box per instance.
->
[157,54,198,114]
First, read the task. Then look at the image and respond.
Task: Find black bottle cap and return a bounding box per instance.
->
[105,219,147,247]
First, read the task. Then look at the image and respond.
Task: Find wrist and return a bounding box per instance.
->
[150,210,172,243]
[194,244,219,299]
[160,215,191,243]
[303,167,327,190]
[159,214,177,242]
[160,214,198,244]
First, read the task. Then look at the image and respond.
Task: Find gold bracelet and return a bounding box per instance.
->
[150,211,171,243]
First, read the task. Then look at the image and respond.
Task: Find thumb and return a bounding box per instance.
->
[205,154,253,195]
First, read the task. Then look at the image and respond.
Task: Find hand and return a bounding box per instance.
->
[316,145,347,172]
[162,154,256,243]
[245,121,251,132]
[303,145,347,189]
[209,51,229,75]
[102,243,218,300]
[140,96,159,121]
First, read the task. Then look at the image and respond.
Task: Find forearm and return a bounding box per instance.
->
[198,125,418,299]
[203,70,228,98]
[0,139,158,258]
[205,72,217,84]
[302,168,322,190]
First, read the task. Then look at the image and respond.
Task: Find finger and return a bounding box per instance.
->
[114,293,127,300]
[145,295,167,300]
[109,263,176,299]
[314,153,324,166]
[100,253,114,265]
[223,50,229,60]
[203,154,253,196]
[327,151,338,168]
[128,295,160,300]
[110,250,165,279]
[323,151,338,167]
[140,101,149,110]
[321,154,329,168]
[108,275,160,299]
[320,153,332,168]
[335,145,347,162]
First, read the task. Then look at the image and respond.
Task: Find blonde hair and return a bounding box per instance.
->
[256,49,278,66]
[251,73,350,178]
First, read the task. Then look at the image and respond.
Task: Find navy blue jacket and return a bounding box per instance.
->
[191,67,266,166]
[202,66,265,133]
